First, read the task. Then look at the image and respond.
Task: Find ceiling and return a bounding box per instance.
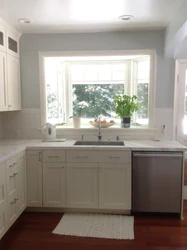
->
[0,0,185,34]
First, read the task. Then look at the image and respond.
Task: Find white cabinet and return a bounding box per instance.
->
[6,156,19,227]
[99,163,131,210]
[0,51,8,111]
[66,163,98,208]
[27,150,42,207]
[0,24,6,52]
[17,151,27,214]
[6,30,19,58]
[43,163,65,207]
[7,54,21,111]
[0,162,7,239]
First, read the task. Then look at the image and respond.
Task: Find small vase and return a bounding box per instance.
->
[121,117,131,128]
[73,117,81,128]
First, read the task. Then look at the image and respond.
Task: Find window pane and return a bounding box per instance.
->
[98,65,112,81]
[84,65,97,81]
[72,84,124,118]
[71,65,84,81]
[136,83,149,125]
[112,64,126,81]
[45,59,60,123]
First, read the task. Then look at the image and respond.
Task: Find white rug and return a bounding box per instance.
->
[53,213,134,240]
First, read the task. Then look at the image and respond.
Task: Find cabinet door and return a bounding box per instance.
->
[0,24,6,52]
[99,163,131,210]
[17,151,27,214]
[6,30,19,58]
[0,51,8,111]
[0,162,7,240]
[66,163,98,208]
[7,54,21,111]
[43,163,65,207]
[6,156,19,227]
[27,150,42,207]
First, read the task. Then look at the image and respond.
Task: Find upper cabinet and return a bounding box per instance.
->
[0,51,8,111]
[0,20,21,112]
[7,54,21,111]
[0,24,6,52]
[7,30,19,58]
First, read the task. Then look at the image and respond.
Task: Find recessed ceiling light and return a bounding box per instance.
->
[17,18,32,24]
[118,15,134,21]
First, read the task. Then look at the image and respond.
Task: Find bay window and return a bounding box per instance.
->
[43,54,152,128]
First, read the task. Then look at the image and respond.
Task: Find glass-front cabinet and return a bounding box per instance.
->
[7,30,19,58]
[0,24,6,52]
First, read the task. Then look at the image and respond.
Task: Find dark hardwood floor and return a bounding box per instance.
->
[1,203,187,250]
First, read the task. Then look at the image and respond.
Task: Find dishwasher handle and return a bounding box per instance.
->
[133,152,183,158]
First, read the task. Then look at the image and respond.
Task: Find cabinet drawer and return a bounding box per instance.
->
[97,150,131,163]
[66,150,97,163]
[6,156,18,178]
[43,150,65,163]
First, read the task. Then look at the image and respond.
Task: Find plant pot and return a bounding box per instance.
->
[121,117,131,128]
[73,117,81,128]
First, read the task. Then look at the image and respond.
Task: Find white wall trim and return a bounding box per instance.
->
[39,49,156,128]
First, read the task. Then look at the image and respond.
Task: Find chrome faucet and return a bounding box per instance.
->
[98,116,102,141]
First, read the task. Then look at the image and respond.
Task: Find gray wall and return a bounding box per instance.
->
[20,30,174,109]
[165,0,187,57]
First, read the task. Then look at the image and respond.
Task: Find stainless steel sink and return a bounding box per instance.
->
[74,140,124,146]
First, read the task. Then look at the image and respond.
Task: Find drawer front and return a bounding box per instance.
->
[66,150,97,163]
[6,156,18,177]
[43,150,65,163]
[97,150,131,163]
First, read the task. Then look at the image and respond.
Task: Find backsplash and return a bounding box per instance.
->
[0,108,174,140]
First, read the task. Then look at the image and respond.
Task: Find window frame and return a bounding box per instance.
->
[39,50,156,129]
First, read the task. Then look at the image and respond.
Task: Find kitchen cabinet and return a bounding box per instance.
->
[6,155,19,227]
[6,30,19,58]
[99,163,131,210]
[7,54,21,111]
[17,151,27,214]
[66,163,98,208]
[0,51,8,111]
[0,24,6,52]
[27,150,43,207]
[43,163,65,207]
[0,162,7,239]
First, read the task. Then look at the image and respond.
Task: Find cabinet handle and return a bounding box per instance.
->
[109,156,120,159]
[62,166,65,169]
[39,152,42,161]
[9,164,14,168]
[10,173,18,178]
[49,156,59,158]
[14,198,18,202]
[13,162,17,165]
[76,156,88,159]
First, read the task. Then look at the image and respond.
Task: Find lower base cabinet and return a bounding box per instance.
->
[6,156,18,227]
[66,163,98,209]
[26,150,42,207]
[17,151,27,214]
[0,162,7,239]
[99,163,131,210]
[43,163,65,207]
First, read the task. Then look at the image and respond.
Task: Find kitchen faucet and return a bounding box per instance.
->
[98,116,102,141]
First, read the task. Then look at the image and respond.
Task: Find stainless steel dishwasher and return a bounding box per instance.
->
[132,151,183,214]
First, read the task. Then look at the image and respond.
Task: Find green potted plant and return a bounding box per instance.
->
[114,95,139,128]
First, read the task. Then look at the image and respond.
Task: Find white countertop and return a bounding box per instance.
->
[0,139,186,163]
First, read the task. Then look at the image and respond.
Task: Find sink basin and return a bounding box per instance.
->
[74,140,124,146]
